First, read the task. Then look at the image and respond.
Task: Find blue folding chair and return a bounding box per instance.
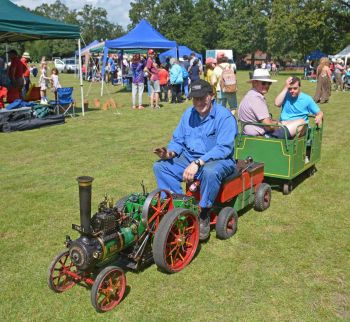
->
[54,87,75,117]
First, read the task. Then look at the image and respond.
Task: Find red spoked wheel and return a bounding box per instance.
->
[215,207,238,240]
[142,188,174,233]
[48,250,77,292]
[153,208,199,273]
[91,266,126,313]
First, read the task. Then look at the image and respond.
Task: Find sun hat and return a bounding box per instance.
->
[22,52,31,59]
[247,68,277,83]
[189,79,213,98]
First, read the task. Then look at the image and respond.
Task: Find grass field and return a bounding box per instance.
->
[1,71,349,321]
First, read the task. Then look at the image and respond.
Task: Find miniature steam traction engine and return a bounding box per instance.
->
[48,159,271,312]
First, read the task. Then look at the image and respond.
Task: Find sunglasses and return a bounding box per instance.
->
[261,81,271,86]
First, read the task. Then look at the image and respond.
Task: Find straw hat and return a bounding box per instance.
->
[247,68,277,83]
[22,52,31,59]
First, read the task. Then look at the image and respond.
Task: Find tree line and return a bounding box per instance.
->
[4,0,350,63]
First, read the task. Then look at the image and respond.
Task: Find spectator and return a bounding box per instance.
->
[314,57,332,104]
[39,60,50,104]
[158,64,169,103]
[50,68,61,101]
[334,59,345,91]
[204,57,217,95]
[189,58,201,83]
[189,52,203,74]
[108,54,116,84]
[7,49,24,99]
[211,53,237,113]
[169,58,183,104]
[144,49,160,108]
[131,54,146,109]
[181,55,191,99]
[21,52,31,98]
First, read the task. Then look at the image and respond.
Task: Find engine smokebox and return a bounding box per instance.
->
[76,176,94,235]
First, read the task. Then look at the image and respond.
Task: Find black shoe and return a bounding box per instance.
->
[199,215,210,241]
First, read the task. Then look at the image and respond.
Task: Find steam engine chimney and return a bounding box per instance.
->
[76,176,94,234]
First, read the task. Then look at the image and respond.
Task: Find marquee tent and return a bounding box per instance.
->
[0,1,86,115]
[159,46,202,63]
[0,0,80,42]
[333,45,350,66]
[76,40,100,56]
[104,19,176,50]
[101,19,177,95]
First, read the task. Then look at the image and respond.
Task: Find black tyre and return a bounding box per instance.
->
[91,266,126,312]
[215,207,238,240]
[153,208,199,274]
[254,183,272,211]
[282,182,292,195]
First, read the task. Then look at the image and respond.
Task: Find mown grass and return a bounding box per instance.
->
[0,71,349,321]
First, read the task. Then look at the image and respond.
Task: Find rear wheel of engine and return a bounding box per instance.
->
[153,208,199,273]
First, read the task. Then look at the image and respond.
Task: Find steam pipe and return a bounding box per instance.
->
[76,176,94,235]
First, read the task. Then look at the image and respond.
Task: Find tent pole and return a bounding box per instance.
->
[78,38,85,116]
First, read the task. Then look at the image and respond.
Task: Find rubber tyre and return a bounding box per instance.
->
[215,207,238,240]
[153,208,199,274]
[254,183,272,211]
[91,266,126,313]
[282,182,292,195]
[47,250,76,293]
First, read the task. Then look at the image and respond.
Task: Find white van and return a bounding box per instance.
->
[54,59,65,73]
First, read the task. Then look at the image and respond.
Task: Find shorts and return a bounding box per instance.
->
[150,80,160,93]
[270,127,292,139]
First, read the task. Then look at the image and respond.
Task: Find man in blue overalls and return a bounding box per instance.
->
[153,79,237,240]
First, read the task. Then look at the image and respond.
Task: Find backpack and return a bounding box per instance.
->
[181,65,189,79]
[219,65,237,93]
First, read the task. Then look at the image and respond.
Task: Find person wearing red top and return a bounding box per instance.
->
[158,64,169,102]
[0,86,7,109]
[7,49,24,99]
[21,52,31,98]
[144,49,160,108]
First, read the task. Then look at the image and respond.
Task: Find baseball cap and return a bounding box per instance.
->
[189,80,213,98]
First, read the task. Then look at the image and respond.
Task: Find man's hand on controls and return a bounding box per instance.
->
[153,147,176,160]
[183,159,204,183]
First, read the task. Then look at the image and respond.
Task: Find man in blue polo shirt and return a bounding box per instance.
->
[274,76,323,138]
[153,79,237,240]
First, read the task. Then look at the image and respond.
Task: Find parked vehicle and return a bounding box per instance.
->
[53,58,77,73]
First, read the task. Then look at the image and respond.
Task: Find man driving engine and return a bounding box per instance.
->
[153,79,237,241]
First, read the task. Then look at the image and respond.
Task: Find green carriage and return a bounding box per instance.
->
[235,116,323,194]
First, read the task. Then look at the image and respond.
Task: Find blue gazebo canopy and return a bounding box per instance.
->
[105,19,176,49]
[306,49,327,60]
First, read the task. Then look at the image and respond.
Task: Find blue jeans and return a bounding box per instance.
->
[216,91,237,110]
[153,154,235,208]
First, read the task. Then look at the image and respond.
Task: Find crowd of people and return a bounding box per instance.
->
[0,49,62,108]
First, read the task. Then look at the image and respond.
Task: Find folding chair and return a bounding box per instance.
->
[54,87,75,117]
